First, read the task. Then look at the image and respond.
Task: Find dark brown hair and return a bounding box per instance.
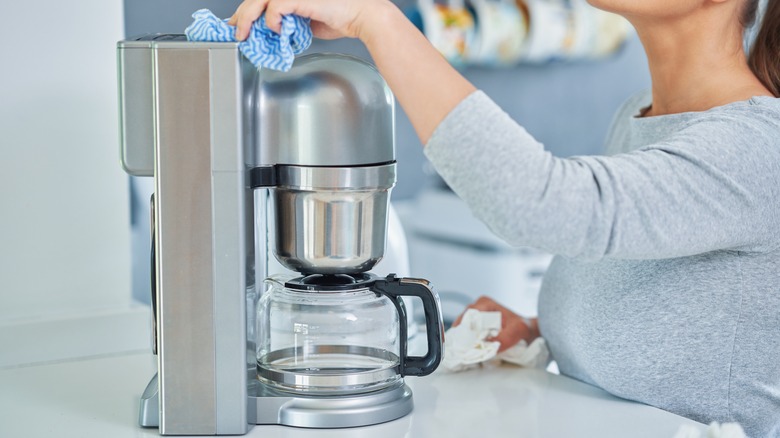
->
[743,0,780,97]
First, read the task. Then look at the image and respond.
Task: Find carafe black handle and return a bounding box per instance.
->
[372,274,443,377]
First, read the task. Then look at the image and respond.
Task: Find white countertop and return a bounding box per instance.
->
[0,346,705,438]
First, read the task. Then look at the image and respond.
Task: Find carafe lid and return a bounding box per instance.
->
[284,273,379,291]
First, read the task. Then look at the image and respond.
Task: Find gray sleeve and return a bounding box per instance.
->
[423,91,780,260]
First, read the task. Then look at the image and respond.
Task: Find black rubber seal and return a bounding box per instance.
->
[249,165,277,188]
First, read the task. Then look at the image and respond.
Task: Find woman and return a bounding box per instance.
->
[231,0,780,435]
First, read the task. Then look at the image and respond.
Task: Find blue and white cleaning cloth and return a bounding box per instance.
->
[185,9,311,71]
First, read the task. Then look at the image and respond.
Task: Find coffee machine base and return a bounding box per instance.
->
[250,380,414,428]
[139,374,413,430]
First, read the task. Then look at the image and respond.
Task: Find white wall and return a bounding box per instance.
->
[0,0,132,323]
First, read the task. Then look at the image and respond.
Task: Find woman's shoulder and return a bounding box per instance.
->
[673,95,780,148]
[625,93,780,157]
[738,95,780,126]
[603,89,653,155]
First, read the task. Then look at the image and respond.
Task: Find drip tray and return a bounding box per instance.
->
[248,381,413,428]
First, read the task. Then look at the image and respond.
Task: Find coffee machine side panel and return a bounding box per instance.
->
[155,47,218,435]
[118,41,155,176]
[207,48,254,433]
[153,44,251,435]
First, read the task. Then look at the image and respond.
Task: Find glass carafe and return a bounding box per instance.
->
[256,273,443,395]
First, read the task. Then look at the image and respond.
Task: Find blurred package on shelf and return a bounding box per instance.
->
[406,0,633,66]
[415,0,476,64]
[395,187,553,327]
[567,0,634,58]
[469,0,527,64]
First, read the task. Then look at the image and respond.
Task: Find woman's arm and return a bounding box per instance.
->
[424,92,780,259]
[230,0,780,260]
[230,0,475,143]
[358,4,475,144]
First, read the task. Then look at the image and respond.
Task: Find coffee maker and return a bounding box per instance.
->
[117,35,443,435]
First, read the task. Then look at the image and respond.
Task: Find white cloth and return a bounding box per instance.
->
[441,309,549,372]
[673,422,746,438]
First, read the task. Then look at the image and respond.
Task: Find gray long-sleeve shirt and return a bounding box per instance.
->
[424,90,780,437]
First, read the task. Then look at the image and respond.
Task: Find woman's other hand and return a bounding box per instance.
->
[227,0,392,42]
[453,296,540,353]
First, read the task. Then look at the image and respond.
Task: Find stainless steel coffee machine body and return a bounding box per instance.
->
[117,35,442,436]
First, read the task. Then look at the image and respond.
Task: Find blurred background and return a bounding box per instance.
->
[0,0,649,365]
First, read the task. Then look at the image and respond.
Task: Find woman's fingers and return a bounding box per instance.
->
[452,295,502,326]
[229,0,370,40]
[310,20,342,40]
[264,0,292,35]
[452,312,464,327]
[265,0,326,35]
[487,318,530,353]
[234,0,270,40]
[452,295,534,352]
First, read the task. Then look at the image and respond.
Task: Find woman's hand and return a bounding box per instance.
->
[453,296,540,353]
[229,0,475,147]
[227,0,392,42]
